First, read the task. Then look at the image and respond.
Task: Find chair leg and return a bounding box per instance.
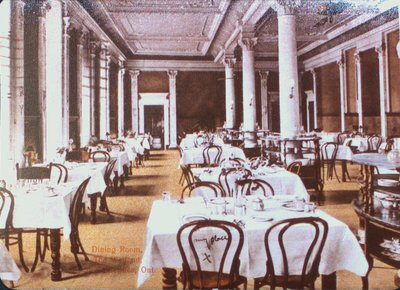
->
[333,162,341,183]
[70,233,83,270]
[99,194,110,215]
[90,196,97,224]
[17,232,30,273]
[362,276,368,290]
[77,233,89,261]
[31,230,41,272]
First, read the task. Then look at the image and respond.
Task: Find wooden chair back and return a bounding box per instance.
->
[236,178,275,197]
[177,219,244,290]
[90,151,111,162]
[287,161,302,175]
[262,217,328,289]
[218,168,251,197]
[202,146,222,166]
[0,187,15,248]
[181,181,225,199]
[51,163,68,184]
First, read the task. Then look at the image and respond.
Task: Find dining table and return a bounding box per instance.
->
[180,145,246,166]
[2,181,80,281]
[137,197,368,289]
[191,166,310,201]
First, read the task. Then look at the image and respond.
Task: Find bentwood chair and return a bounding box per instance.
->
[287,161,302,175]
[336,131,350,145]
[254,217,329,290]
[181,165,196,189]
[69,177,91,270]
[367,135,382,152]
[218,168,251,197]
[0,187,30,273]
[181,181,225,199]
[236,179,275,197]
[202,145,222,167]
[177,220,247,290]
[90,150,111,162]
[320,142,340,182]
[51,163,68,184]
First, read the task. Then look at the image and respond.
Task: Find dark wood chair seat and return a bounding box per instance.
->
[182,270,247,289]
[254,273,318,289]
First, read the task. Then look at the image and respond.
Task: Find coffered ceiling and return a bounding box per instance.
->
[78,0,396,61]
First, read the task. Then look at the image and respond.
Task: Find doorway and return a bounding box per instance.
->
[144,105,164,147]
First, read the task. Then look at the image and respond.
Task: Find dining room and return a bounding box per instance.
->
[1,0,400,289]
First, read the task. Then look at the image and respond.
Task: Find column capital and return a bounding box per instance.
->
[223,55,236,68]
[239,37,258,51]
[310,68,316,76]
[274,0,301,16]
[167,70,178,80]
[89,40,99,57]
[375,44,385,56]
[129,70,140,79]
[259,71,270,80]
[118,60,126,74]
[76,30,86,46]
[100,41,110,53]
[354,50,361,64]
[36,1,51,18]
[337,59,345,69]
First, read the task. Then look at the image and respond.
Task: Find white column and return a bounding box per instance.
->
[37,2,48,161]
[355,51,363,129]
[99,43,109,139]
[259,71,269,130]
[62,10,70,146]
[310,69,318,129]
[376,45,388,138]
[117,60,125,138]
[168,70,178,148]
[337,59,346,132]
[89,41,98,137]
[129,70,140,134]
[239,32,257,148]
[44,0,63,161]
[277,4,300,138]
[10,0,25,166]
[0,2,13,179]
[223,55,236,129]
[105,54,111,135]
[76,30,85,147]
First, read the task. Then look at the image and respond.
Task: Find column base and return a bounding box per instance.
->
[168,142,177,149]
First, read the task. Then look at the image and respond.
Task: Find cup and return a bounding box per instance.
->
[162,191,171,202]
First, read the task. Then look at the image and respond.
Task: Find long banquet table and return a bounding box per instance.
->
[137,198,368,289]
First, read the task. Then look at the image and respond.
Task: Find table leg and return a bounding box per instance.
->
[322,272,336,289]
[90,196,97,224]
[162,267,177,289]
[341,160,347,182]
[50,229,61,281]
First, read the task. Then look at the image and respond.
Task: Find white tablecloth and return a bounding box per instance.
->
[63,162,108,202]
[0,240,21,282]
[344,137,368,152]
[137,200,368,288]
[180,146,246,166]
[125,138,145,156]
[10,182,78,240]
[192,167,309,201]
[180,135,224,149]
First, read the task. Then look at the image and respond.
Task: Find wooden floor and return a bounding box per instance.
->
[5,150,397,289]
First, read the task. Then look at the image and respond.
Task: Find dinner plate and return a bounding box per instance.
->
[251,215,274,222]
[281,203,305,212]
[377,179,398,187]
[182,214,209,223]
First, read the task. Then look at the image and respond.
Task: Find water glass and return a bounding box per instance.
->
[162,191,171,202]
